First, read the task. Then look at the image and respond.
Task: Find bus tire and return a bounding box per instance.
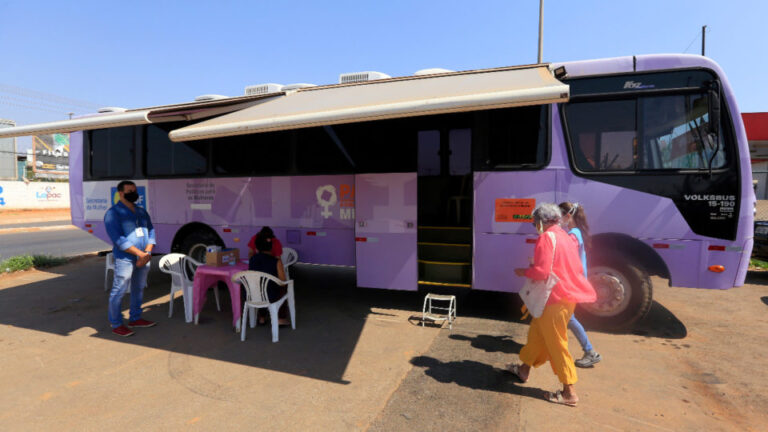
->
[177,228,223,263]
[576,257,653,330]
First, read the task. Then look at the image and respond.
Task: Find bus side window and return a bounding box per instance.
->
[471,105,547,171]
[145,124,208,177]
[212,132,291,177]
[295,126,355,175]
[564,100,636,171]
[347,118,417,174]
[418,130,441,176]
[448,128,472,175]
[639,94,728,170]
[90,127,135,179]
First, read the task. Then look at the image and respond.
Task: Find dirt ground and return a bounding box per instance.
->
[0,256,766,431]
[0,208,70,225]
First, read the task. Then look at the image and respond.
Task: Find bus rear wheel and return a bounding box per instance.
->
[576,257,653,330]
[177,228,223,263]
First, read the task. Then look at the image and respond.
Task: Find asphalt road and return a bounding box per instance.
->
[0,228,110,259]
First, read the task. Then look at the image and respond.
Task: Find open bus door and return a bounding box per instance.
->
[354,173,418,290]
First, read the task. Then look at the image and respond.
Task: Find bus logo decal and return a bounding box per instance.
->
[111,186,147,208]
[316,185,338,219]
[623,80,655,90]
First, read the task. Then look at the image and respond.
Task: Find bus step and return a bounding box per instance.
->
[417,226,472,244]
[418,260,471,285]
[418,242,471,262]
[418,280,471,288]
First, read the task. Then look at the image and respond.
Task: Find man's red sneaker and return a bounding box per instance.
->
[127,319,156,328]
[112,325,135,337]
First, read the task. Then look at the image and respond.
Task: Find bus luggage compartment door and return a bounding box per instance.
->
[355,173,418,290]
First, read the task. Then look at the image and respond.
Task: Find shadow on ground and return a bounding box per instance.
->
[619,301,687,339]
[448,333,524,354]
[746,270,768,286]
[410,355,544,396]
[0,256,520,385]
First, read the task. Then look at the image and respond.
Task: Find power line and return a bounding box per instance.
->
[0,99,75,115]
[0,95,89,113]
[683,26,709,54]
[682,31,700,54]
[0,83,103,110]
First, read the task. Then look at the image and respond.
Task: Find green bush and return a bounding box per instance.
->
[0,255,69,273]
[32,255,70,268]
[750,258,768,270]
[1,255,35,273]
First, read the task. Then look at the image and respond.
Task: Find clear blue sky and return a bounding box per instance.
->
[1,0,766,151]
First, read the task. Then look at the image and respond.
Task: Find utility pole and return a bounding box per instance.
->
[538,0,544,63]
[701,25,707,56]
[68,112,74,119]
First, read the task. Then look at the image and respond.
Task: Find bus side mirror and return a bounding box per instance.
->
[707,81,721,136]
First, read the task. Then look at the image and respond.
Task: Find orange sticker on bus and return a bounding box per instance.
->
[495,198,536,222]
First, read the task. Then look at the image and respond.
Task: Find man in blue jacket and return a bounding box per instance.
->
[104,180,156,337]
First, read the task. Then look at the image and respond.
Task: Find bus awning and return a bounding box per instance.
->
[169,65,569,142]
[0,110,152,138]
[0,93,282,138]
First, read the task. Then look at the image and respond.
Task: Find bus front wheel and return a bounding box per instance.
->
[577,257,653,329]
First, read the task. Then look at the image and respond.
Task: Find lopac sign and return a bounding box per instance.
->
[0,182,70,209]
[35,185,63,201]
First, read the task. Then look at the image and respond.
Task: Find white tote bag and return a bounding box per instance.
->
[519,231,559,318]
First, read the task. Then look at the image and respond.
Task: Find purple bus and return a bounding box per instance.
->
[0,54,753,328]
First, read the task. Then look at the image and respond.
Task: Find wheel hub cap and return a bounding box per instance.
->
[588,273,625,314]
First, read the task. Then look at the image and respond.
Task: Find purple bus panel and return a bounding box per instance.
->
[149,175,356,265]
[68,132,85,228]
[355,173,418,290]
[472,171,556,292]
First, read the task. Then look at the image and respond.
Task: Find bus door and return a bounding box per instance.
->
[417,128,474,288]
[354,173,418,290]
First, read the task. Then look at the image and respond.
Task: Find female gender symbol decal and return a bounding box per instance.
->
[316,185,338,219]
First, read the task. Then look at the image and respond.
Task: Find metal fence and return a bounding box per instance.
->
[757,200,768,222]
[754,171,768,222]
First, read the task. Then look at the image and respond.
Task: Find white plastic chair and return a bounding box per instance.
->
[281,247,298,279]
[104,251,131,294]
[232,270,295,343]
[159,253,220,321]
[104,252,115,291]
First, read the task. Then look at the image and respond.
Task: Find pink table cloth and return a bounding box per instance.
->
[192,262,248,329]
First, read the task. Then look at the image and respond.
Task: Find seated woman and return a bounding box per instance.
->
[247,233,290,326]
[248,226,283,258]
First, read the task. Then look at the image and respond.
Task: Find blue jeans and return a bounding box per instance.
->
[108,257,150,328]
[568,315,593,353]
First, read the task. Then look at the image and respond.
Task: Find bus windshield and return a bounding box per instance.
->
[564,93,729,172]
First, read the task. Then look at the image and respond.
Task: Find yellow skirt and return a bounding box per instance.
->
[519,301,577,385]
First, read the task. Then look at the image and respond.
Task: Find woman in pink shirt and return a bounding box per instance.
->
[248,226,283,258]
[507,203,596,406]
